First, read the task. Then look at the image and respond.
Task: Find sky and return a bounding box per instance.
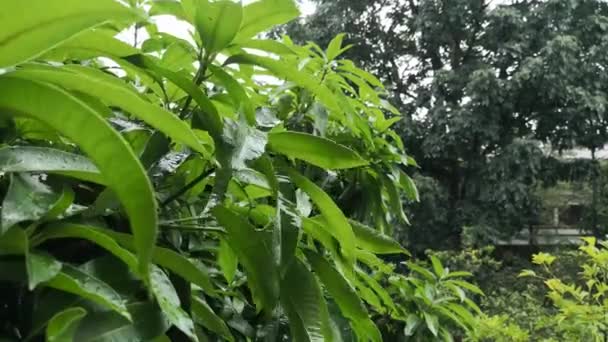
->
[121,0,316,46]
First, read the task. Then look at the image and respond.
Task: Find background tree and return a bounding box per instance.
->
[282,0,608,248]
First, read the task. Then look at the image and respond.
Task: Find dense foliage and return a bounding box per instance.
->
[0,0,486,341]
[282,0,608,246]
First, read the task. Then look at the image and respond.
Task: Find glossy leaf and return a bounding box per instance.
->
[1,174,61,234]
[268,131,368,169]
[0,76,157,279]
[281,259,333,342]
[191,296,235,342]
[218,238,238,283]
[213,206,280,311]
[288,169,356,262]
[305,251,381,342]
[150,266,198,341]
[349,220,409,255]
[74,301,171,342]
[27,252,62,291]
[9,66,210,158]
[0,146,104,185]
[0,0,139,68]
[99,228,216,296]
[46,264,130,320]
[35,224,139,272]
[46,307,87,342]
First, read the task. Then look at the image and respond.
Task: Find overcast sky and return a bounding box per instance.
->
[121,0,315,46]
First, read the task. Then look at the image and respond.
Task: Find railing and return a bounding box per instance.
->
[496,225,593,246]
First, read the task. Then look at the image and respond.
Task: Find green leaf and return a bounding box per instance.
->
[99,228,216,296]
[74,301,171,342]
[281,259,333,342]
[0,76,157,279]
[191,296,235,342]
[449,280,484,296]
[349,220,409,255]
[268,132,368,169]
[224,54,344,118]
[1,174,61,234]
[0,146,104,184]
[0,0,139,68]
[150,266,198,341]
[209,65,255,125]
[326,33,351,61]
[10,66,211,158]
[195,0,243,54]
[404,314,420,336]
[150,0,189,21]
[34,224,139,272]
[424,313,439,337]
[223,119,268,170]
[382,174,409,226]
[42,29,139,61]
[46,264,130,320]
[430,255,446,278]
[213,206,279,311]
[305,251,381,342]
[27,252,62,291]
[125,54,224,141]
[46,307,87,342]
[518,269,537,278]
[399,171,419,202]
[234,0,300,43]
[287,169,356,263]
[218,238,237,283]
[236,39,295,56]
[0,227,27,256]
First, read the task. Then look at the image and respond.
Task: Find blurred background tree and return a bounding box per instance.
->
[278,0,608,251]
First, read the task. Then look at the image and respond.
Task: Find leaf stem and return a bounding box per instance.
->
[161,168,216,206]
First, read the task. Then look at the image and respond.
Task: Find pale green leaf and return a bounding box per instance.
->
[268,132,368,169]
[234,0,300,43]
[0,0,139,68]
[195,0,243,54]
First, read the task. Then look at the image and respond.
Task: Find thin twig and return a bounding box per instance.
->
[161,168,216,207]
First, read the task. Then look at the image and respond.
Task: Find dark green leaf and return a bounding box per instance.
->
[0,76,157,279]
[213,206,279,311]
[46,264,130,320]
[305,251,381,342]
[281,259,333,342]
[191,296,235,342]
[150,265,198,341]
[74,301,171,342]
